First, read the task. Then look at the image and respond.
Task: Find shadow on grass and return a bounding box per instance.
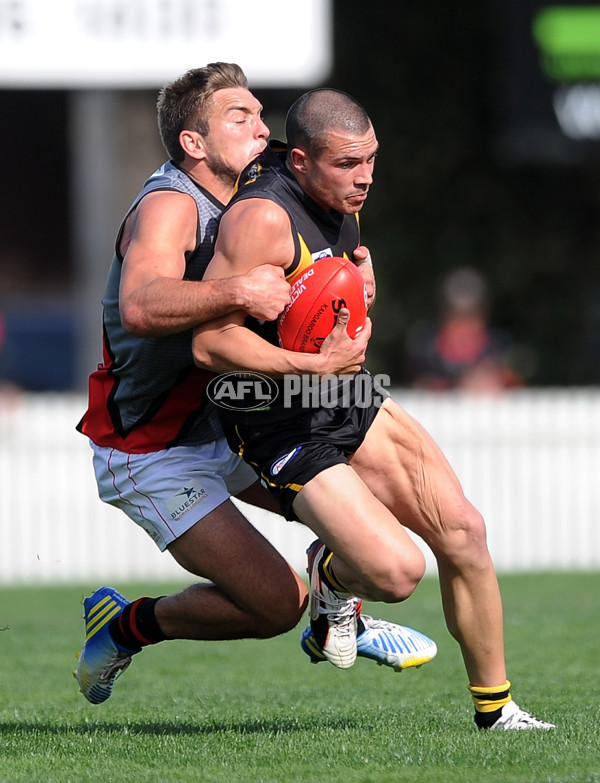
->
[0,715,362,736]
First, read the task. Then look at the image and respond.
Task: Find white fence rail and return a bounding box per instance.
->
[1,390,599,584]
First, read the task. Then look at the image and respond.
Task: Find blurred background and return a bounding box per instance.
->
[1,0,600,583]
[3,0,600,392]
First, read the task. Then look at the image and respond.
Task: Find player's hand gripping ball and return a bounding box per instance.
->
[277,256,368,353]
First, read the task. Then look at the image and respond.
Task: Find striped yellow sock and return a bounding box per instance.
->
[319,549,365,634]
[319,547,365,636]
[321,550,348,594]
[469,680,512,728]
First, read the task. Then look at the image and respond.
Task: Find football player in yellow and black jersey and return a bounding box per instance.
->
[193,88,554,730]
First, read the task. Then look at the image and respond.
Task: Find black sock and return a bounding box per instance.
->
[319,548,347,593]
[474,707,503,729]
[109,596,167,652]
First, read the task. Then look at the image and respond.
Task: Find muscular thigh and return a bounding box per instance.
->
[293,463,423,586]
[350,397,469,544]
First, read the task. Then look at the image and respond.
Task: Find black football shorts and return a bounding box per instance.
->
[222,381,387,521]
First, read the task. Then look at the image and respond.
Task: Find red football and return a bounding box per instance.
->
[277,256,367,353]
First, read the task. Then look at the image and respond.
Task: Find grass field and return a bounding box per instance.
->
[0,572,598,783]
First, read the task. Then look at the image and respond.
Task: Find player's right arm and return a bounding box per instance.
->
[192,198,370,376]
[118,191,291,337]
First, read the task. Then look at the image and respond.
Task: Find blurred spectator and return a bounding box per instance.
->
[405,267,524,393]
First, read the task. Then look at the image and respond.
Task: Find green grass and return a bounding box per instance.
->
[0,573,598,783]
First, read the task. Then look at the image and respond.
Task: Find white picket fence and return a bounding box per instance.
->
[1,389,599,584]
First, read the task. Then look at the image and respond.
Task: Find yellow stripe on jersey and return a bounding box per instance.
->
[286,236,315,285]
[285,239,356,285]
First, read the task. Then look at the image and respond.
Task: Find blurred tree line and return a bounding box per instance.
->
[326,0,600,386]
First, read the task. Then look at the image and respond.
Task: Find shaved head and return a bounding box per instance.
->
[285,89,372,157]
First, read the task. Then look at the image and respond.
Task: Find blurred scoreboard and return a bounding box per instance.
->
[0,0,332,88]
[496,0,600,164]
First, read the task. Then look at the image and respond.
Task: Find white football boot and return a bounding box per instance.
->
[487,700,555,730]
[307,540,359,669]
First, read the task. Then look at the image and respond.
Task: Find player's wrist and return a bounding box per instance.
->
[284,350,325,376]
[228,276,253,312]
[300,352,335,377]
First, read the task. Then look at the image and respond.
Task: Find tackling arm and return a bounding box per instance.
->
[118,191,291,336]
[192,199,370,376]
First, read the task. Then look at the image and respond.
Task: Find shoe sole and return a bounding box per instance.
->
[375,651,436,672]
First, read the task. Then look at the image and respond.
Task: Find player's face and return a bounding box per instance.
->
[203,87,269,184]
[301,127,378,214]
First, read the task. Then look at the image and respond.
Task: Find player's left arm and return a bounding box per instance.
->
[353,245,376,309]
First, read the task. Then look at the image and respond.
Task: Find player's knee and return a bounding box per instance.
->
[368,548,426,603]
[435,501,489,563]
[455,503,487,548]
[254,605,305,638]
[254,583,308,638]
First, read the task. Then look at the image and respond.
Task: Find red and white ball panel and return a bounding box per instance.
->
[277,256,368,353]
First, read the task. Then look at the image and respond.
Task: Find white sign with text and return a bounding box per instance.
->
[0,0,332,87]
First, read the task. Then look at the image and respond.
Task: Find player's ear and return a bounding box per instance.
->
[180,130,207,161]
[289,147,308,175]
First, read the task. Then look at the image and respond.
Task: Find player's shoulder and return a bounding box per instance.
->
[223,194,289,233]
[133,188,198,227]
[216,194,294,269]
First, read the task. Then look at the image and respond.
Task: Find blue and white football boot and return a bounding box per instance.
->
[301,613,437,672]
[74,586,137,704]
